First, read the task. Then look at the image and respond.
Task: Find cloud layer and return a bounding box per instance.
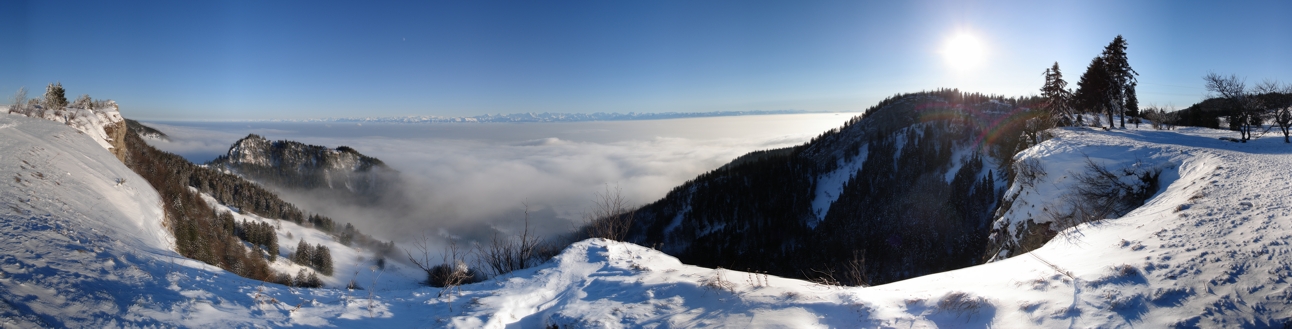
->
[142,114,856,251]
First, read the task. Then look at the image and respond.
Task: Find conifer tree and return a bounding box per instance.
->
[294,239,313,265]
[43,82,67,117]
[1074,57,1111,127]
[1100,35,1138,129]
[313,244,333,276]
[1041,62,1075,126]
[1074,36,1139,129]
[1126,86,1139,128]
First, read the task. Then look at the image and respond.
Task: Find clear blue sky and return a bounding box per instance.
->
[2,0,1289,120]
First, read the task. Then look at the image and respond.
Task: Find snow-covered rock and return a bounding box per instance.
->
[8,101,128,161]
[985,125,1176,261]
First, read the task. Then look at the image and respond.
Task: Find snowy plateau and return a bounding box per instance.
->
[2,111,1292,328]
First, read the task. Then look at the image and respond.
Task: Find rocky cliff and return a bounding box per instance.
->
[207,134,397,203]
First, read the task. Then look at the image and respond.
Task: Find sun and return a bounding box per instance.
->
[941,32,986,71]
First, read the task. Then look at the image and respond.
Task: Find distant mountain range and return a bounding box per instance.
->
[254,109,832,124]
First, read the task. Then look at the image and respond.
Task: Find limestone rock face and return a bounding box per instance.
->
[208,134,398,204]
[104,118,128,163]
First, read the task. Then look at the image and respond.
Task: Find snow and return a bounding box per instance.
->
[193,189,424,291]
[12,102,124,152]
[5,111,1292,327]
[810,144,867,227]
[661,186,695,237]
[988,126,1184,260]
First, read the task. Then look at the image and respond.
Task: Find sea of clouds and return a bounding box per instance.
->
[142,113,857,250]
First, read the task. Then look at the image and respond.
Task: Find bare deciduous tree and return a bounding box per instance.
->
[1254,80,1292,143]
[476,205,543,277]
[8,87,28,116]
[1204,73,1258,142]
[1142,103,1175,130]
[405,233,477,293]
[585,184,635,241]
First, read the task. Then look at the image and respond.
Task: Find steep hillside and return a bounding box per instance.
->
[625,90,1037,285]
[208,134,398,204]
[125,118,168,141]
[0,114,420,326]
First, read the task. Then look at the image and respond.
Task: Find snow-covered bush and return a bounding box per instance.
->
[428,261,483,288]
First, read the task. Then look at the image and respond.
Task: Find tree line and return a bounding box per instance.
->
[1037,36,1292,143]
[120,117,383,287]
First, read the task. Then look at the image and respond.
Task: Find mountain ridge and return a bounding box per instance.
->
[207,134,397,202]
[621,90,1036,285]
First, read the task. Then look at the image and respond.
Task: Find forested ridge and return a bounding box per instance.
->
[625,89,1041,285]
[122,125,392,285]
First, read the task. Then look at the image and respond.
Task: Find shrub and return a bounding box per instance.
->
[936,291,986,318]
[428,261,482,288]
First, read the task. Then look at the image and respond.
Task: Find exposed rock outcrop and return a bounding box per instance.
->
[207,134,397,204]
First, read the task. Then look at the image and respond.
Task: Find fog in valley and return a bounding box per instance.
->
[141,113,857,252]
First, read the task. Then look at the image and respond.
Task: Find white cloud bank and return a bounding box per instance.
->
[140,114,857,245]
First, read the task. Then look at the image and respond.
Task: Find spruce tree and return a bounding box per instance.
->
[294,239,312,265]
[313,244,333,276]
[1074,57,1111,128]
[1100,35,1138,129]
[1126,85,1139,128]
[1041,62,1074,126]
[43,82,67,117]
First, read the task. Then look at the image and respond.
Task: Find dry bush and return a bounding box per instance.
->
[1014,158,1046,189]
[1110,264,1140,278]
[700,267,735,295]
[936,291,986,318]
[475,205,545,277]
[801,250,869,287]
[405,235,481,292]
[842,250,870,287]
[1050,156,1162,232]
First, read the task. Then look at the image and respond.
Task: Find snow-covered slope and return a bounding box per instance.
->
[433,126,1292,328]
[0,114,422,327]
[4,111,1291,327]
[0,114,172,326]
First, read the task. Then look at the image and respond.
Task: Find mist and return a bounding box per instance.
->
[141,114,857,253]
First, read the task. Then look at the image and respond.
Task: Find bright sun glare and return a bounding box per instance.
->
[942,32,986,71]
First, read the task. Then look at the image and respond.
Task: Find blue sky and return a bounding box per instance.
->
[2,0,1289,120]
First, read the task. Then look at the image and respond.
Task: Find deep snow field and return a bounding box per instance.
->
[2,112,1291,328]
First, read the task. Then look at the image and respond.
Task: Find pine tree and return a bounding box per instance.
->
[1041,62,1074,126]
[1126,85,1139,128]
[1100,35,1138,129]
[1074,57,1111,128]
[313,244,333,276]
[43,82,67,117]
[293,239,313,265]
